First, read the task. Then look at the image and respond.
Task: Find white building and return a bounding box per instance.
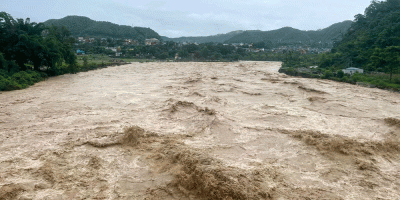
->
[343,67,363,75]
[105,47,117,52]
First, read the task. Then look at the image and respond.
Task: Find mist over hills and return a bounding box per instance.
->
[44,16,160,42]
[164,20,353,46]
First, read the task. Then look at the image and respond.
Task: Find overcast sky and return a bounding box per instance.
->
[2,0,372,38]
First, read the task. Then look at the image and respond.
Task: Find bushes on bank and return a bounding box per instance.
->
[279,66,400,92]
[0,70,46,91]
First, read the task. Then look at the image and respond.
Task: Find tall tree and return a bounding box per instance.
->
[372,46,400,81]
[322,0,400,73]
[0,12,76,75]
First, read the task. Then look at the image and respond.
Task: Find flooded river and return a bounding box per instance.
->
[0,61,399,199]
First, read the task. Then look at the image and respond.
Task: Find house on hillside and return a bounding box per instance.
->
[105,47,117,52]
[299,49,307,54]
[124,39,132,45]
[76,49,85,55]
[145,38,160,46]
[343,67,363,75]
[175,53,181,60]
[124,39,137,45]
[123,39,138,45]
[88,38,95,43]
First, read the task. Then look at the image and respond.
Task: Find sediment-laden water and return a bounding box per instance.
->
[1,61,399,199]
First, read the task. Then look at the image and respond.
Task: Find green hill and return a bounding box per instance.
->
[326,0,400,73]
[44,16,160,41]
[162,21,352,47]
[279,0,400,90]
[163,30,244,43]
[225,21,353,46]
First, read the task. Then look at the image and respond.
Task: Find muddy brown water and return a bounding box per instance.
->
[0,61,399,199]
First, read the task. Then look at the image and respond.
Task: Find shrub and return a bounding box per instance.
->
[0,70,45,91]
[323,70,333,79]
[11,71,31,88]
[0,69,9,78]
[337,70,344,78]
[0,75,8,91]
[394,78,400,84]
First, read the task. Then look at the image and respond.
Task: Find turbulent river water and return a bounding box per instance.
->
[0,61,399,199]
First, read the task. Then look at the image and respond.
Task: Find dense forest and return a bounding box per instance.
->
[44,16,160,42]
[0,12,78,90]
[324,0,400,79]
[280,0,400,91]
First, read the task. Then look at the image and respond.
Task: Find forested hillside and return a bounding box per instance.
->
[322,0,400,78]
[44,16,160,41]
[225,21,352,47]
[163,30,244,43]
[0,12,78,90]
[163,21,351,46]
[279,0,400,91]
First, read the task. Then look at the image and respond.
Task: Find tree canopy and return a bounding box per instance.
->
[322,0,400,78]
[279,0,400,91]
[0,12,77,90]
[43,16,160,42]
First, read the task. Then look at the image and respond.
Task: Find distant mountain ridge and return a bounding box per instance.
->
[43,16,160,41]
[163,30,244,43]
[164,21,353,46]
[44,16,352,46]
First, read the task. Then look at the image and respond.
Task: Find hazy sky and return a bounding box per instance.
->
[2,0,372,38]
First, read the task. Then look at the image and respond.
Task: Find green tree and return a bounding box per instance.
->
[372,46,400,81]
[0,12,76,75]
[158,52,169,60]
[82,56,88,67]
[330,0,400,71]
[0,53,9,72]
[178,50,189,58]
[200,47,209,59]
[211,52,222,61]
